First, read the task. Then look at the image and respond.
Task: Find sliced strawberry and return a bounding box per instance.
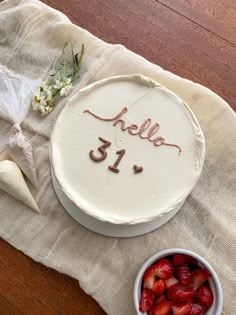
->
[177,265,193,286]
[191,268,211,290]
[154,258,174,280]
[139,288,155,312]
[148,301,172,315]
[189,303,206,315]
[155,294,167,304]
[197,285,214,309]
[151,279,165,296]
[172,304,192,315]
[165,276,178,289]
[167,284,195,305]
[173,254,197,266]
[143,264,155,289]
[191,290,198,302]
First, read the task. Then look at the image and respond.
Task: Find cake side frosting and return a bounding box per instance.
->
[51,74,205,224]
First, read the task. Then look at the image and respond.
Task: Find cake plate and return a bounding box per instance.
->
[51,163,185,237]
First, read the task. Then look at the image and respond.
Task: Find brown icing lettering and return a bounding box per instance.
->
[84,107,182,154]
[139,119,151,139]
[108,149,126,173]
[133,165,143,174]
[127,124,139,135]
[84,107,128,122]
[89,137,111,162]
[148,122,159,138]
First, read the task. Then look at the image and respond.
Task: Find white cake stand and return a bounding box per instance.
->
[51,164,184,237]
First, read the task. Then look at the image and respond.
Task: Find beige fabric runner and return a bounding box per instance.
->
[0,1,235,314]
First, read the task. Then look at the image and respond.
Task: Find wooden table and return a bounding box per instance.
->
[0,0,235,313]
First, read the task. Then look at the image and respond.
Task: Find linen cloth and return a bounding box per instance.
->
[0,1,235,314]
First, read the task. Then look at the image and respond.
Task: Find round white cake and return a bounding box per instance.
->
[50,75,205,236]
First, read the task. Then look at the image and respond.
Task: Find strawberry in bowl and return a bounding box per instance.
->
[134,249,223,315]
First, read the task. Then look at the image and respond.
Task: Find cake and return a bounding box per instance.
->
[50,75,205,237]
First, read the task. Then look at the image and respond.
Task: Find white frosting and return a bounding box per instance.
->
[51,75,205,224]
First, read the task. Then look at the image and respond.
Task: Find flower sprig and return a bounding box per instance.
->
[32,43,84,116]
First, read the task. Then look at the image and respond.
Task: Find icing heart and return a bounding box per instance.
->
[133,165,143,174]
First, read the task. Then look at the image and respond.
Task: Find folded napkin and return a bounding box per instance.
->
[0,1,235,315]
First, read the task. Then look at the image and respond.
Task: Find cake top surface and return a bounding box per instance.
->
[51,75,205,224]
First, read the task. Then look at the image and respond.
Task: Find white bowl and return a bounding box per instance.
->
[134,248,223,315]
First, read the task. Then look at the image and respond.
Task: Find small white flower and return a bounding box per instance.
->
[53,80,63,90]
[48,85,53,91]
[40,107,47,116]
[39,97,47,107]
[32,94,41,111]
[60,84,73,96]
[39,82,47,92]
[44,88,52,101]
[39,104,46,112]
[34,94,41,101]
[63,77,71,85]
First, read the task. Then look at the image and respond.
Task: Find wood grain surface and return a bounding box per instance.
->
[0,0,236,314]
